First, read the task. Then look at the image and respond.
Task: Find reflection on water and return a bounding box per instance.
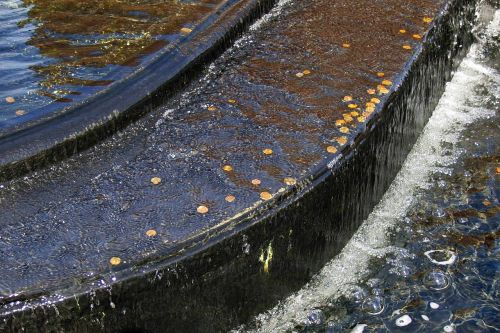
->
[0,0,222,122]
[238,5,499,333]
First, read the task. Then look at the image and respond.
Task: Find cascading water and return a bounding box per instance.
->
[235,4,499,333]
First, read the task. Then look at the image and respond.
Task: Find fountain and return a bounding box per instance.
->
[0,0,479,331]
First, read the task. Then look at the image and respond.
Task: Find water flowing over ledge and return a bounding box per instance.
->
[0,0,482,331]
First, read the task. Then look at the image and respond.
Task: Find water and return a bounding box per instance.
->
[0,0,446,297]
[235,5,499,333]
[0,0,223,125]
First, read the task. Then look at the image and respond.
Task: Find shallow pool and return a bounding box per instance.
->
[0,0,222,126]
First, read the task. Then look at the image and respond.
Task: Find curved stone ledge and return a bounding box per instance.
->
[0,0,477,331]
[0,0,278,182]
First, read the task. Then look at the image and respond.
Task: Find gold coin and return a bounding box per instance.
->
[197,205,209,214]
[110,257,121,265]
[326,146,337,154]
[263,148,273,155]
[151,177,161,185]
[260,192,272,200]
[251,179,261,186]
[146,229,157,237]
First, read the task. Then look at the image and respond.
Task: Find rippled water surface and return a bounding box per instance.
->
[0,0,223,125]
[237,5,499,333]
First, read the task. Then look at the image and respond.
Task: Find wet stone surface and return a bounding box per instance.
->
[0,0,224,125]
[0,0,444,299]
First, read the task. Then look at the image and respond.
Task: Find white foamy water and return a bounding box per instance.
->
[234,8,499,333]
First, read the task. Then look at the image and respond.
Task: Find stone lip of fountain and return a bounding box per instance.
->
[0,0,478,331]
[0,0,276,182]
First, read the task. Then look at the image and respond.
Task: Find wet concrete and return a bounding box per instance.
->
[0,0,478,331]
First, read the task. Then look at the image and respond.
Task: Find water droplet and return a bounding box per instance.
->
[424,270,450,290]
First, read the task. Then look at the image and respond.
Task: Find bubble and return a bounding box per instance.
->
[424,249,457,265]
[433,208,447,218]
[444,325,454,332]
[362,296,385,315]
[424,270,451,290]
[430,302,440,309]
[306,309,325,326]
[395,314,412,327]
[421,315,430,321]
[351,286,368,303]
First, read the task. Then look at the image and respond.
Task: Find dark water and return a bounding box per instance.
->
[0,0,445,297]
[237,5,499,333]
[0,0,223,125]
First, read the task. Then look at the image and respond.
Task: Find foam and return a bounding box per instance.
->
[234,8,499,333]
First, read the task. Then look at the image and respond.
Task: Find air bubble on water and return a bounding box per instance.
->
[424,249,457,265]
[362,296,385,315]
[430,302,440,309]
[424,270,451,290]
[395,315,412,327]
[433,208,447,218]
[443,325,454,332]
[351,286,368,303]
[306,309,325,326]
